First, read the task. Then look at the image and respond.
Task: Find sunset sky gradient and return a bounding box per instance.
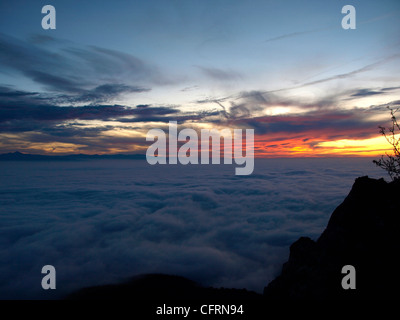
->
[1,0,400,157]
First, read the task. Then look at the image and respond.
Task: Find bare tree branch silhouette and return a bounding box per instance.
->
[373,106,400,180]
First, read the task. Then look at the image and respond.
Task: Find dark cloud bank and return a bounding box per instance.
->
[1,84,398,155]
[0,158,384,299]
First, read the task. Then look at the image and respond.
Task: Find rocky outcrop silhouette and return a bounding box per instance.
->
[264,176,400,299]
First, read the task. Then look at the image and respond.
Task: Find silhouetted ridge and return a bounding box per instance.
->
[264,176,400,299]
[0,151,146,161]
[66,274,262,300]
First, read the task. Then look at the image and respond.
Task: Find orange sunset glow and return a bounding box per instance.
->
[254,134,395,157]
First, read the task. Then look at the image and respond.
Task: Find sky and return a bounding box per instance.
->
[0,0,400,156]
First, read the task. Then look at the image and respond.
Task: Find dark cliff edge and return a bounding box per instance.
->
[66,176,400,300]
[264,176,400,300]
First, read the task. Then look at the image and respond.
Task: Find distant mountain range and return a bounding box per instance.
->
[0,151,146,161]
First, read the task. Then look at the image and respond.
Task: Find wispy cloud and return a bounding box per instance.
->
[265,11,400,43]
[264,54,400,94]
[196,66,242,81]
[348,86,400,98]
[0,33,167,99]
[265,27,329,43]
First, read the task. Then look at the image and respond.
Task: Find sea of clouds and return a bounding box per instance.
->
[0,158,384,299]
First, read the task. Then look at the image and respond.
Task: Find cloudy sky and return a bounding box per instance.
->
[1,0,400,156]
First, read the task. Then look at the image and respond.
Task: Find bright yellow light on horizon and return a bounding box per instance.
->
[316,134,399,156]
